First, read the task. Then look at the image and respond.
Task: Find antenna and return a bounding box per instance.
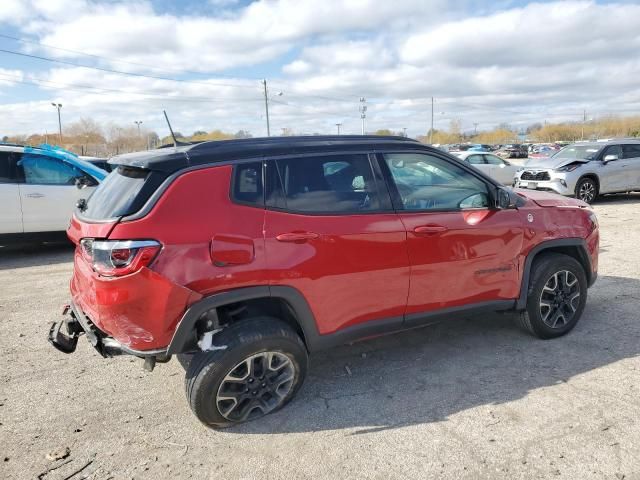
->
[163,110,178,147]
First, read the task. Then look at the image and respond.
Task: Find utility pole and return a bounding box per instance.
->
[336,123,342,135]
[429,97,434,144]
[134,120,143,135]
[473,123,479,136]
[359,97,367,135]
[263,79,270,137]
[581,109,586,140]
[51,103,62,144]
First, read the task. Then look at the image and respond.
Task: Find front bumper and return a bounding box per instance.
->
[48,302,168,359]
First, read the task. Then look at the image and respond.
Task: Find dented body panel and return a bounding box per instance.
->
[56,137,600,359]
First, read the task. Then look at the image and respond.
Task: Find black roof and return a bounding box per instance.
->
[110,135,428,173]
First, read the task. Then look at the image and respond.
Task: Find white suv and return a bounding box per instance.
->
[514,140,640,203]
[0,144,107,241]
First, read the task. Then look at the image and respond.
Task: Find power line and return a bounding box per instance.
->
[0,48,261,90]
[0,72,262,104]
[0,46,364,105]
[0,32,265,81]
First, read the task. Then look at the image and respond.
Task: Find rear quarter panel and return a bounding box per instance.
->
[108,165,269,295]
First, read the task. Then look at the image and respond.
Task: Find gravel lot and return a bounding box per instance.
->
[1,195,639,480]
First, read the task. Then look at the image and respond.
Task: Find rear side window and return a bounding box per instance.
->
[0,152,25,183]
[622,145,640,159]
[232,162,263,206]
[484,154,505,165]
[466,154,485,165]
[82,166,149,219]
[269,154,381,213]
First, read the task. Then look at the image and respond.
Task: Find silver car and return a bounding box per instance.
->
[513,140,640,203]
[454,151,521,184]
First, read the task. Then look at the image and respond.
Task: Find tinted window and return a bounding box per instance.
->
[602,145,623,159]
[0,151,25,183]
[383,153,489,211]
[19,154,84,185]
[466,154,485,165]
[272,154,380,213]
[82,166,148,219]
[622,145,640,159]
[232,162,263,206]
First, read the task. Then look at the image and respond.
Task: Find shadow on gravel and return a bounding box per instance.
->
[229,274,639,435]
[594,192,640,205]
[0,241,74,270]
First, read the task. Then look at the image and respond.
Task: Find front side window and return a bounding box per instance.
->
[602,145,623,159]
[383,153,489,211]
[19,154,83,185]
[0,152,25,184]
[271,154,381,213]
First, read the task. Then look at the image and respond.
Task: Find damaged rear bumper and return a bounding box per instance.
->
[48,303,168,361]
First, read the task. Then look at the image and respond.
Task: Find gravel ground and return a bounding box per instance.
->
[1,195,639,480]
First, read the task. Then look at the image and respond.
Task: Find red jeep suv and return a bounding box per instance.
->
[49,136,599,428]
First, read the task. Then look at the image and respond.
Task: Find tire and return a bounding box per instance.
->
[517,253,588,339]
[185,316,308,428]
[575,177,598,203]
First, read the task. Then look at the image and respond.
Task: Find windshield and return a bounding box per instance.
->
[554,145,601,160]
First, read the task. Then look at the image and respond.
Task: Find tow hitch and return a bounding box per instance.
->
[48,305,82,354]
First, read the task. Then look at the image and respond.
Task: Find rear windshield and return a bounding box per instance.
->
[82,166,149,219]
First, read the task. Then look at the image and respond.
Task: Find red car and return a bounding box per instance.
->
[49,136,599,428]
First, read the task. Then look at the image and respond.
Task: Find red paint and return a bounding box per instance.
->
[66,162,599,352]
[397,209,524,315]
[264,210,410,334]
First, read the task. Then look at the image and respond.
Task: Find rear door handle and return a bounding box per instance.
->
[414,225,448,235]
[26,193,44,198]
[276,232,319,242]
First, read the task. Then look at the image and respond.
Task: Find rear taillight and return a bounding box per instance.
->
[80,239,161,277]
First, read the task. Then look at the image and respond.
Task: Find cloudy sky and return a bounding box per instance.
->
[0,0,639,138]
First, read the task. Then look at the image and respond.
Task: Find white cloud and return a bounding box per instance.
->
[0,68,24,87]
[1,1,640,137]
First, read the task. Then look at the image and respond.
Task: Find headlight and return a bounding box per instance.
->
[555,163,581,172]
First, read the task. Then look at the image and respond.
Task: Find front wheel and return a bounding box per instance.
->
[517,253,588,339]
[575,177,598,203]
[185,317,308,428]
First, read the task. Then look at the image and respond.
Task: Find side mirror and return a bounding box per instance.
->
[496,187,516,209]
[603,154,618,162]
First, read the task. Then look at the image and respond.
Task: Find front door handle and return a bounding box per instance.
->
[26,193,44,198]
[414,225,448,235]
[276,232,319,243]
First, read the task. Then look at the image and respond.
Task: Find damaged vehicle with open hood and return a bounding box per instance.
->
[514,140,640,203]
